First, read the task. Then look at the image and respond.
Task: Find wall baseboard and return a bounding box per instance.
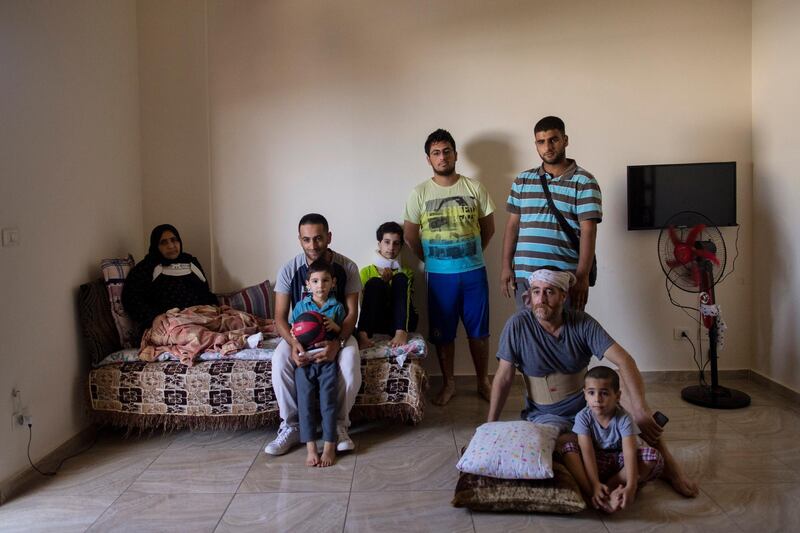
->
[639,369,751,383]
[748,370,800,403]
[0,424,96,507]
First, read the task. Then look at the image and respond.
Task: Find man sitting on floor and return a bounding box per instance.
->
[487,268,698,513]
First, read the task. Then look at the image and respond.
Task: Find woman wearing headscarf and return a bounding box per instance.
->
[122,224,217,334]
[123,224,276,366]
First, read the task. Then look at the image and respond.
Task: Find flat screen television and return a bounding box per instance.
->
[627,161,737,230]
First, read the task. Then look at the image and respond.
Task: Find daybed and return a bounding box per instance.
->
[78,274,428,432]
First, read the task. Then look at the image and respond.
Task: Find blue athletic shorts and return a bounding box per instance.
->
[426,267,489,344]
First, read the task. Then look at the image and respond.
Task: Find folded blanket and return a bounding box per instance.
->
[139,305,274,366]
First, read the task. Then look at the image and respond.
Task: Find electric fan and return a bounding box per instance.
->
[657,211,750,409]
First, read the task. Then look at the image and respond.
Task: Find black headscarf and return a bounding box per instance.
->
[123,223,215,331]
[147,224,190,265]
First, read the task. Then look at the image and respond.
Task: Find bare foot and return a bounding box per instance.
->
[432,382,456,406]
[582,491,613,514]
[389,330,408,348]
[318,441,336,467]
[477,378,492,402]
[668,473,699,497]
[605,486,625,513]
[357,332,374,350]
[305,442,320,467]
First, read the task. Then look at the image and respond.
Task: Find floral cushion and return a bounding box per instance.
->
[456,421,559,480]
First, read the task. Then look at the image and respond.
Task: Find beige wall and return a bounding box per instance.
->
[0,1,143,484]
[203,0,754,376]
[752,0,800,391]
[138,0,212,271]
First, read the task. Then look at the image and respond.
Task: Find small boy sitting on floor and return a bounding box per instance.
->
[573,366,664,512]
[291,259,346,467]
[356,221,418,349]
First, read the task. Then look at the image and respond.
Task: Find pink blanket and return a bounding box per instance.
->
[139,305,274,366]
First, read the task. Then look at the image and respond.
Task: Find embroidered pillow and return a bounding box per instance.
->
[456,421,559,480]
[216,279,272,320]
[358,333,428,365]
[100,255,138,348]
[452,462,586,513]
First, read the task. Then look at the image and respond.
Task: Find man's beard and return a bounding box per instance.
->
[533,304,557,321]
[433,163,456,176]
[542,151,566,165]
[305,248,328,262]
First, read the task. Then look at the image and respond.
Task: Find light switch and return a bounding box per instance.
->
[2,227,20,247]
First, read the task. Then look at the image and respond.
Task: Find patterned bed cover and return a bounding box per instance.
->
[88,334,428,431]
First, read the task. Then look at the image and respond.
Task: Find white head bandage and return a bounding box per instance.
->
[528,270,576,292]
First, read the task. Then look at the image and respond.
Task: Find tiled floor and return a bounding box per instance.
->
[1,377,799,532]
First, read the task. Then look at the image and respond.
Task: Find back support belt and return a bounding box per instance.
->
[523,367,587,405]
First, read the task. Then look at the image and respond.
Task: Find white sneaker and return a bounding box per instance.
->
[336,425,355,452]
[264,426,300,455]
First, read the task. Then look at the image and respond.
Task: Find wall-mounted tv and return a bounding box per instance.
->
[627,161,737,230]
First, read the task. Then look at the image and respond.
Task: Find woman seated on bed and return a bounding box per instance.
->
[122,224,217,335]
[123,224,276,366]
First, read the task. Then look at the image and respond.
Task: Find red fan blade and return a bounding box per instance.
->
[685,224,705,246]
[694,248,720,265]
[668,226,682,246]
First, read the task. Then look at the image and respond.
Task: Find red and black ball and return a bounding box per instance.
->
[291,311,327,349]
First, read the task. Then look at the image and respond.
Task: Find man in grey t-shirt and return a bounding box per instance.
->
[264,213,362,456]
[487,269,698,507]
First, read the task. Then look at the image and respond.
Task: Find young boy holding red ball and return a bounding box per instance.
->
[290,259,345,467]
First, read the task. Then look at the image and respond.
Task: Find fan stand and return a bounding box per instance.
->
[681,259,751,409]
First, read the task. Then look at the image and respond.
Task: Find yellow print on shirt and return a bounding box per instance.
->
[420,195,481,262]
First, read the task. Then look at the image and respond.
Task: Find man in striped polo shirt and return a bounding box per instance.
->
[500,116,601,311]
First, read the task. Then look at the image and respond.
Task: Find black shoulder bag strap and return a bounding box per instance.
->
[538,173,597,286]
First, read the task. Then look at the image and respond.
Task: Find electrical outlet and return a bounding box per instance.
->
[1,227,20,247]
[11,388,26,430]
[673,327,691,340]
[11,413,31,429]
[11,388,21,411]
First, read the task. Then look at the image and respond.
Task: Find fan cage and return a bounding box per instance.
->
[657,212,727,293]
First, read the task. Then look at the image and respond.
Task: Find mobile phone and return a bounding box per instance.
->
[653,411,669,427]
[299,347,324,359]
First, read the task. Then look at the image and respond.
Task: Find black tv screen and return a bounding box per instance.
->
[627,162,737,230]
